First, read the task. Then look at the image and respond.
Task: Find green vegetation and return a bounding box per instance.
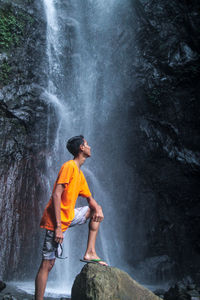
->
[0,7,34,51]
[0,9,24,50]
[0,61,11,84]
[0,6,34,85]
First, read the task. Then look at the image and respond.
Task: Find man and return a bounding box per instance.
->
[35,135,107,300]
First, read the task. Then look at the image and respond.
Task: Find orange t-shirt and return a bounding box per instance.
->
[40,160,91,232]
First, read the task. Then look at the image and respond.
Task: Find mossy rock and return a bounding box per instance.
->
[71,264,162,300]
[0,4,34,52]
[0,60,11,84]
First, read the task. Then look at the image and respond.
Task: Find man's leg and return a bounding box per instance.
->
[35,230,59,300]
[83,208,108,266]
[35,259,55,300]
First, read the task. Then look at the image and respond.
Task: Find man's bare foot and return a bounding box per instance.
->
[83,254,108,266]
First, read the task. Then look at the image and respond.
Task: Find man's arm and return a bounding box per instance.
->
[87,196,104,222]
[52,184,64,243]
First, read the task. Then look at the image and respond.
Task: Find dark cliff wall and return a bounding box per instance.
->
[0,0,56,279]
[128,0,200,281]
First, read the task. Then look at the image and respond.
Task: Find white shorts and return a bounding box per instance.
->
[42,206,89,260]
[69,206,89,227]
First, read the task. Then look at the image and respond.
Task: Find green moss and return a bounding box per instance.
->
[0,7,33,51]
[0,61,11,84]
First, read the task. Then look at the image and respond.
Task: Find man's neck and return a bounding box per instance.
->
[74,155,86,170]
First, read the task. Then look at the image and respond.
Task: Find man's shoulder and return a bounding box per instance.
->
[61,160,75,169]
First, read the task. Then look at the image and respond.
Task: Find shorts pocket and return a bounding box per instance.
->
[43,230,58,253]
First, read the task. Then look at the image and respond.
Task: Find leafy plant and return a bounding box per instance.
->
[0,8,30,51]
[0,61,11,84]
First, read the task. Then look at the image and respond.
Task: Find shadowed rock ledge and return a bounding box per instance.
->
[71,264,161,300]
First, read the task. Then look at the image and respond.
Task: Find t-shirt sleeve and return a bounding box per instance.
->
[56,163,74,185]
[79,172,92,198]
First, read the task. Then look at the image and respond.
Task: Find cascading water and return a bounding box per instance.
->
[39,0,139,297]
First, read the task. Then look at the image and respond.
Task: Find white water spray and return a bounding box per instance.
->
[41,0,135,296]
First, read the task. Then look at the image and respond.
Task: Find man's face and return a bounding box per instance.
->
[82,139,91,157]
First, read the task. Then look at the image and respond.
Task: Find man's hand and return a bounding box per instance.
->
[55,226,64,244]
[87,196,104,222]
[92,205,104,222]
[52,184,64,244]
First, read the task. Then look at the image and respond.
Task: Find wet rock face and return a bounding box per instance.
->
[163,276,200,300]
[0,280,6,292]
[128,0,200,279]
[0,0,57,279]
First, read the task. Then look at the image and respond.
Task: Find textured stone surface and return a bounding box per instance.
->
[0,0,56,279]
[125,0,200,281]
[163,277,200,300]
[71,264,161,300]
[0,280,6,292]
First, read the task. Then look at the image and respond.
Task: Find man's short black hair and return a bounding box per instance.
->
[66,135,84,157]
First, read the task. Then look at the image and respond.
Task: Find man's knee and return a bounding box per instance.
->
[41,259,55,272]
[86,207,104,223]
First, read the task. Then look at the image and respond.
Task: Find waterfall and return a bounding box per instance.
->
[41,0,137,296]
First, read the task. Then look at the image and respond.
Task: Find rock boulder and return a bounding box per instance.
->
[0,280,6,292]
[71,264,161,300]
